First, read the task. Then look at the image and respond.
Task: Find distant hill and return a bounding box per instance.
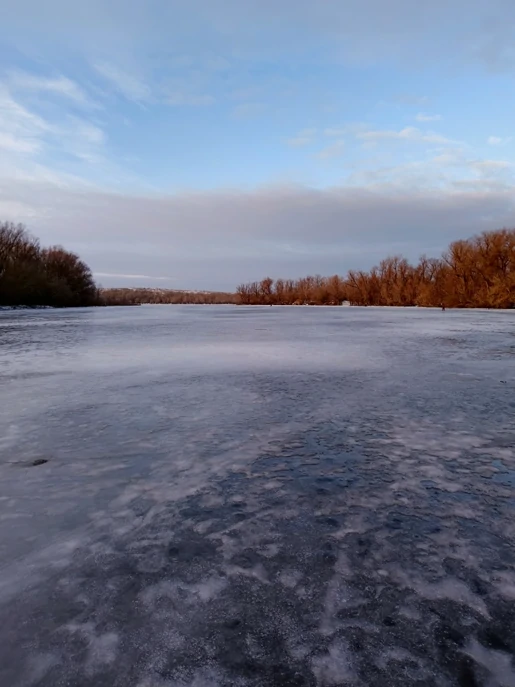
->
[100,287,237,305]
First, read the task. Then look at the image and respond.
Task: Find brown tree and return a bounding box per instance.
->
[235,228,515,309]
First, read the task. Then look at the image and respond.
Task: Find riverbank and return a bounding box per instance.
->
[0,305,53,311]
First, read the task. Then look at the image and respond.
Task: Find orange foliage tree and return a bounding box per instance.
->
[236,229,515,308]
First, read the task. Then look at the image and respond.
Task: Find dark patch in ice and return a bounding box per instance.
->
[456,656,480,687]
[167,536,220,564]
[31,458,49,466]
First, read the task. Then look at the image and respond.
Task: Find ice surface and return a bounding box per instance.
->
[0,305,514,685]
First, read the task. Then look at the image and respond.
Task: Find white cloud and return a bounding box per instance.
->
[229,86,264,101]
[56,118,107,164]
[65,118,105,146]
[0,88,51,158]
[7,70,93,106]
[204,55,231,71]
[286,128,317,147]
[324,128,347,137]
[432,151,463,165]
[487,135,512,146]
[232,102,266,119]
[358,126,456,146]
[324,124,369,138]
[93,62,151,103]
[0,85,111,176]
[166,92,215,106]
[471,160,510,172]
[81,123,105,146]
[287,136,311,148]
[317,140,345,159]
[0,89,50,134]
[94,62,215,107]
[430,150,512,180]
[0,131,40,153]
[415,113,442,122]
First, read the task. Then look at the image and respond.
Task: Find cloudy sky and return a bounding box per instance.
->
[1,0,515,289]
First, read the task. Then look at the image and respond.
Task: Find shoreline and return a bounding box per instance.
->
[1,303,513,311]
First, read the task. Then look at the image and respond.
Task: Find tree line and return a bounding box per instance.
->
[100,288,237,305]
[0,222,99,307]
[0,220,238,308]
[236,228,515,308]
[2,222,514,309]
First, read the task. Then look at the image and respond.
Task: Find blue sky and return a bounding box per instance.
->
[1,0,515,289]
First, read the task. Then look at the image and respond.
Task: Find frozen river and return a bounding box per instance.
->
[0,305,514,686]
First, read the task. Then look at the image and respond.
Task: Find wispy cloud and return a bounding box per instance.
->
[94,61,216,108]
[324,124,368,138]
[394,95,430,106]
[324,128,347,137]
[415,113,442,122]
[7,70,93,107]
[204,55,231,72]
[93,62,151,103]
[232,103,266,119]
[229,87,263,101]
[0,131,40,154]
[317,140,345,159]
[0,89,50,132]
[166,93,215,106]
[470,160,511,172]
[65,118,105,145]
[432,150,465,165]
[58,117,107,163]
[286,128,317,147]
[431,149,511,177]
[487,135,512,146]
[0,83,109,175]
[358,126,456,146]
[0,88,50,157]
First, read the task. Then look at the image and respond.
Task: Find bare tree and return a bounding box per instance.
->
[234,229,515,309]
